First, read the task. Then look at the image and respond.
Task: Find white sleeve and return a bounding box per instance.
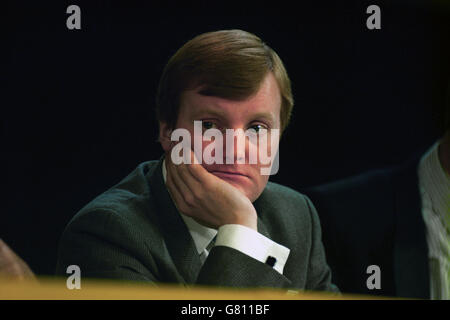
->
[214,224,290,275]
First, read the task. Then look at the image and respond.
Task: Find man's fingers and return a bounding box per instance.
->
[166,160,195,211]
[177,163,202,191]
[168,159,192,200]
[185,149,214,183]
[169,148,205,191]
[166,166,186,210]
[166,148,195,209]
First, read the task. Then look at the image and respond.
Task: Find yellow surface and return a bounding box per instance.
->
[0,277,387,300]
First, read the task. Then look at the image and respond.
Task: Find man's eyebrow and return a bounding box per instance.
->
[191,106,227,119]
[250,112,276,124]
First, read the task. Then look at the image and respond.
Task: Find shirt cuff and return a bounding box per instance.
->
[215,224,290,275]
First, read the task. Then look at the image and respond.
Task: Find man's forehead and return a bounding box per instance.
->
[182,91,279,121]
[180,76,281,120]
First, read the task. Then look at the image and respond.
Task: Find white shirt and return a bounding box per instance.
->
[418,141,450,300]
[161,159,290,274]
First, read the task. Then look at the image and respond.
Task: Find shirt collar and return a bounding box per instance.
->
[418,140,450,220]
[162,159,217,255]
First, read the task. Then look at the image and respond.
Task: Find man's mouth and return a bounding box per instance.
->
[210,170,249,180]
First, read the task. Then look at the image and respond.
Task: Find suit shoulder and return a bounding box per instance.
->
[265,181,306,200]
[257,182,319,250]
[260,181,312,217]
[66,161,160,229]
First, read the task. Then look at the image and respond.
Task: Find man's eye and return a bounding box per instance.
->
[202,121,216,130]
[249,124,265,132]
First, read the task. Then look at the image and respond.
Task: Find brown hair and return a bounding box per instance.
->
[155,29,294,133]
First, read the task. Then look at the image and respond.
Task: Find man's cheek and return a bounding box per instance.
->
[187,130,202,163]
[257,133,280,176]
[202,139,225,164]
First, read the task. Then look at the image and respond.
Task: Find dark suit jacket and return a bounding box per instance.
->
[304,156,430,299]
[56,157,337,291]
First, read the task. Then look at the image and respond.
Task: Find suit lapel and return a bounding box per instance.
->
[147,156,202,284]
[393,158,430,299]
[257,216,271,239]
[253,191,273,240]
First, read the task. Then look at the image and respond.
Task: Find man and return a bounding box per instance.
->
[305,94,450,299]
[56,30,338,291]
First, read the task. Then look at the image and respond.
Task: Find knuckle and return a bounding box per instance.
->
[181,209,192,217]
[202,180,213,190]
[192,189,203,200]
[179,203,191,215]
[179,205,194,218]
[183,194,195,206]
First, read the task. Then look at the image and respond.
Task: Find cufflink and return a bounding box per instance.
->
[265,256,277,267]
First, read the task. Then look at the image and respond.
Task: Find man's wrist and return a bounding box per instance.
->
[232,209,257,231]
[215,224,291,274]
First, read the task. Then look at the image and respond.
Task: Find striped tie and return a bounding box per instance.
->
[199,236,216,264]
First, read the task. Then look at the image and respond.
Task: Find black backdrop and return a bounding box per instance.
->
[3,0,450,275]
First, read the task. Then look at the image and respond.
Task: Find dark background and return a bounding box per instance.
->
[3,0,450,275]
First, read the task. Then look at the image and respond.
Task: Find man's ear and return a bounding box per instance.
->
[159,121,173,153]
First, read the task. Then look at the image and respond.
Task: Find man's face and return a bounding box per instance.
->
[161,72,281,202]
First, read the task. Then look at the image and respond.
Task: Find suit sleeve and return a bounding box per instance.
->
[57,208,290,288]
[304,196,340,293]
[196,245,293,288]
[197,196,340,291]
[214,224,290,275]
[55,209,158,283]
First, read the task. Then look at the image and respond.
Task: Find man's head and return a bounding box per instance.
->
[156,29,293,201]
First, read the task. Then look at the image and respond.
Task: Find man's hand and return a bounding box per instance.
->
[0,239,36,281]
[165,150,258,230]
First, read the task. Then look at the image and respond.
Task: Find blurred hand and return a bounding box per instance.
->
[0,239,36,281]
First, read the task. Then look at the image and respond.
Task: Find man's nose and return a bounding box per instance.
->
[223,128,249,164]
